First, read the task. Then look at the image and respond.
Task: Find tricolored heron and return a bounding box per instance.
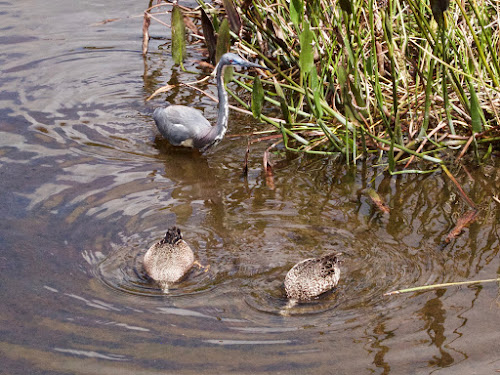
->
[153,53,269,152]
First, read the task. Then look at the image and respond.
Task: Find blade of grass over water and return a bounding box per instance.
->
[222,0,241,35]
[200,7,217,64]
[171,5,186,67]
[251,75,264,120]
[384,278,500,296]
[215,18,231,63]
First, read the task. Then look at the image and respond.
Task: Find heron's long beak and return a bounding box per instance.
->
[248,61,271,71]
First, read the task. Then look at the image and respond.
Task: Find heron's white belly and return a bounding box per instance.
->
[180,138,194,148]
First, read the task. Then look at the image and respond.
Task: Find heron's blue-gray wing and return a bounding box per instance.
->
[153,106,212,147]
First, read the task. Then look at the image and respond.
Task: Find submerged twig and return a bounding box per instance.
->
[444,209,479,243]
[363,188,390,214]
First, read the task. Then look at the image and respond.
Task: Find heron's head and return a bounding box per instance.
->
[219,52,270,70]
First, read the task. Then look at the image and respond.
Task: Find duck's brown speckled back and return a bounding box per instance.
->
[143,227,195,290]
[284,252,341,301]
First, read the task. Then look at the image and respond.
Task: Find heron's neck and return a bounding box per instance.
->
[207,62,229,145]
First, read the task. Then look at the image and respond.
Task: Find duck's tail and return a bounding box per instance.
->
[160,227,183,245]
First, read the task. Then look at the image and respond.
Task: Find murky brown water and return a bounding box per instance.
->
[1,1,499,374]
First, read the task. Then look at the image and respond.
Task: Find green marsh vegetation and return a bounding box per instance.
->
[236,0,500,170]
[145,0,500,172]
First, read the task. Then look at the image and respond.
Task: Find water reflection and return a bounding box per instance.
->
[1,0,499,373]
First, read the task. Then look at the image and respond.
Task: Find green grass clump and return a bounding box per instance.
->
[229,0,500,171]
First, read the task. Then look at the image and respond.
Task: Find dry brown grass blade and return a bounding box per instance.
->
[147,75,212,101]
[404,122,447,168]
[456,134,475,161]
[385,276,500,296]
[445,209,479,243]
[142,12,151,56]
[195,60,215,70]
[441,165,477,209]
[250,134,283,144]
[91,18,120,26]
[376,41,386,76]
[147,84,176,101]
[184,15,199,36]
